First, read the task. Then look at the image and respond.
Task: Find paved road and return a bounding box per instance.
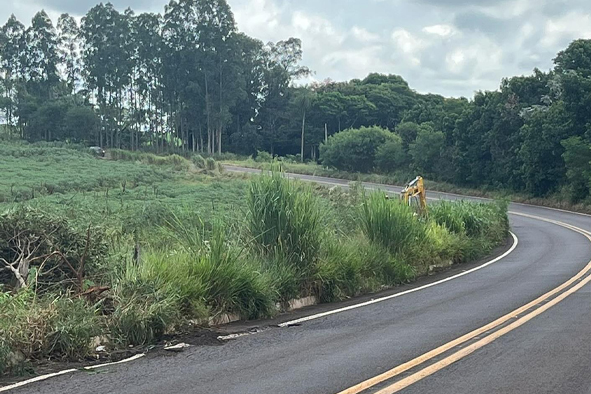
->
[10,168,591,394]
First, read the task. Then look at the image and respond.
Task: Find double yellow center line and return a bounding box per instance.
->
[338,212,591,394]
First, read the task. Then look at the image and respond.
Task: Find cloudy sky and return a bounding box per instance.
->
[3,0,591,97]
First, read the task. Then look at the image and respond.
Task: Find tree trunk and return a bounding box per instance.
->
[300,110,306,162]
[205,73,212,155]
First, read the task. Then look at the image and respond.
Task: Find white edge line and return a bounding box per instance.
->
[83,353,145,370]
[0,354,145,392]
[0,369,78,393]
[278,231,519,328]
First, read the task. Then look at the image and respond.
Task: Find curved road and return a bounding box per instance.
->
[9,168,591,394]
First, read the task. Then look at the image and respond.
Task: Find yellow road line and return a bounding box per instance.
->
[376,268,591,394]
[337,213,591,394]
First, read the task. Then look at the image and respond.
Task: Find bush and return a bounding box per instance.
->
[110,149,191,171]
[428,200,509,262]
[111,224,276,345]
[255,150,273,163]
[246,171,324,281]
[192,154,207,169]
[430,200,509,238]
[375,135,407,174]
[206,157,217,171]
[109,276,183,346]
[320,126,398,172]
[0,207,108,292]
[408,125,445,177]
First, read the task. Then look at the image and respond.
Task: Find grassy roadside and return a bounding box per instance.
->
[223,159,591,214]
[0,143,509,377]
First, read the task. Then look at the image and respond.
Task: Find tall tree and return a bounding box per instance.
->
[0,15,25,127]
[26,11,60,99]
[57,13,81,94]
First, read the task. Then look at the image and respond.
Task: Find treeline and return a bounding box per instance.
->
[0,0,313,154]
[2,1,591,201]
[320,40,591,202]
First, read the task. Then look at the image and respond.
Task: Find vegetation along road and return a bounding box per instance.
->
[9,167,591,394]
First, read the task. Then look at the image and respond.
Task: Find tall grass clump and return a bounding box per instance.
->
[110,224,276,346]
[246,171,324,282]
[360,191,428,255]
[0,290,100,369]
[429,199,509,261]
[316,236,414,302]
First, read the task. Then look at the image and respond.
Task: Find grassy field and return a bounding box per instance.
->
[0,141,509,376]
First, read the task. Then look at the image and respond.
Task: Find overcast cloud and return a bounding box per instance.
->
[2,0,591,97]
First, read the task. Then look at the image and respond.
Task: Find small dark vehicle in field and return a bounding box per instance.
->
[89,146,105,157]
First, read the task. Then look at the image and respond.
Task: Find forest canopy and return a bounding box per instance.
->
[2,1,591,201]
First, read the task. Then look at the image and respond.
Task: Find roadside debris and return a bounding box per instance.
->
[164,343,191,352]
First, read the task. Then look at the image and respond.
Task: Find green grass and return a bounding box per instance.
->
[0,142,173,203]
[360,191,428,255]
[246,171,324,283]
[0,141,510,375]
[223,158,591,214]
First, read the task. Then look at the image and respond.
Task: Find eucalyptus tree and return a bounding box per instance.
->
[81,3,133,148]
[27,11,60,99]
[57,13,80,94]
[162,0,200,152]
[0,15,25,127]
[134,12,163,151]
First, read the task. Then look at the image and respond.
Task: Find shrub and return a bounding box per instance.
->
[110,149,191,171]
[408,125,445,177]
[206,157,217,171]
[246,171,324,281]
[320,126,397,173]
[193,154,207,169]
[0,207,108,292]
[45,297,101,359]
[375,135,407,174]
[428,200,509,262]
[255,150,273,163]
[430,200,509,238]
[111,224,276,344]
[359,191,427,255]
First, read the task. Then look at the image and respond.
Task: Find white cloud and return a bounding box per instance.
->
[422,24,457,37]
[3,0,591,97]
[351,26,380,43]
[541,12,591,47]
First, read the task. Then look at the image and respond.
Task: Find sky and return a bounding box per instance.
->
[3,0,591,97]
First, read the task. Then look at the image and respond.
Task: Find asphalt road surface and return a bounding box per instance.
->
[9,167,591,394]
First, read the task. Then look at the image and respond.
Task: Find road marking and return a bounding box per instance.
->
[337,214,591,394]
[278,231,518,328]
[374,265,591,394]
[0,354,146,392]
[0,369,78,393]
